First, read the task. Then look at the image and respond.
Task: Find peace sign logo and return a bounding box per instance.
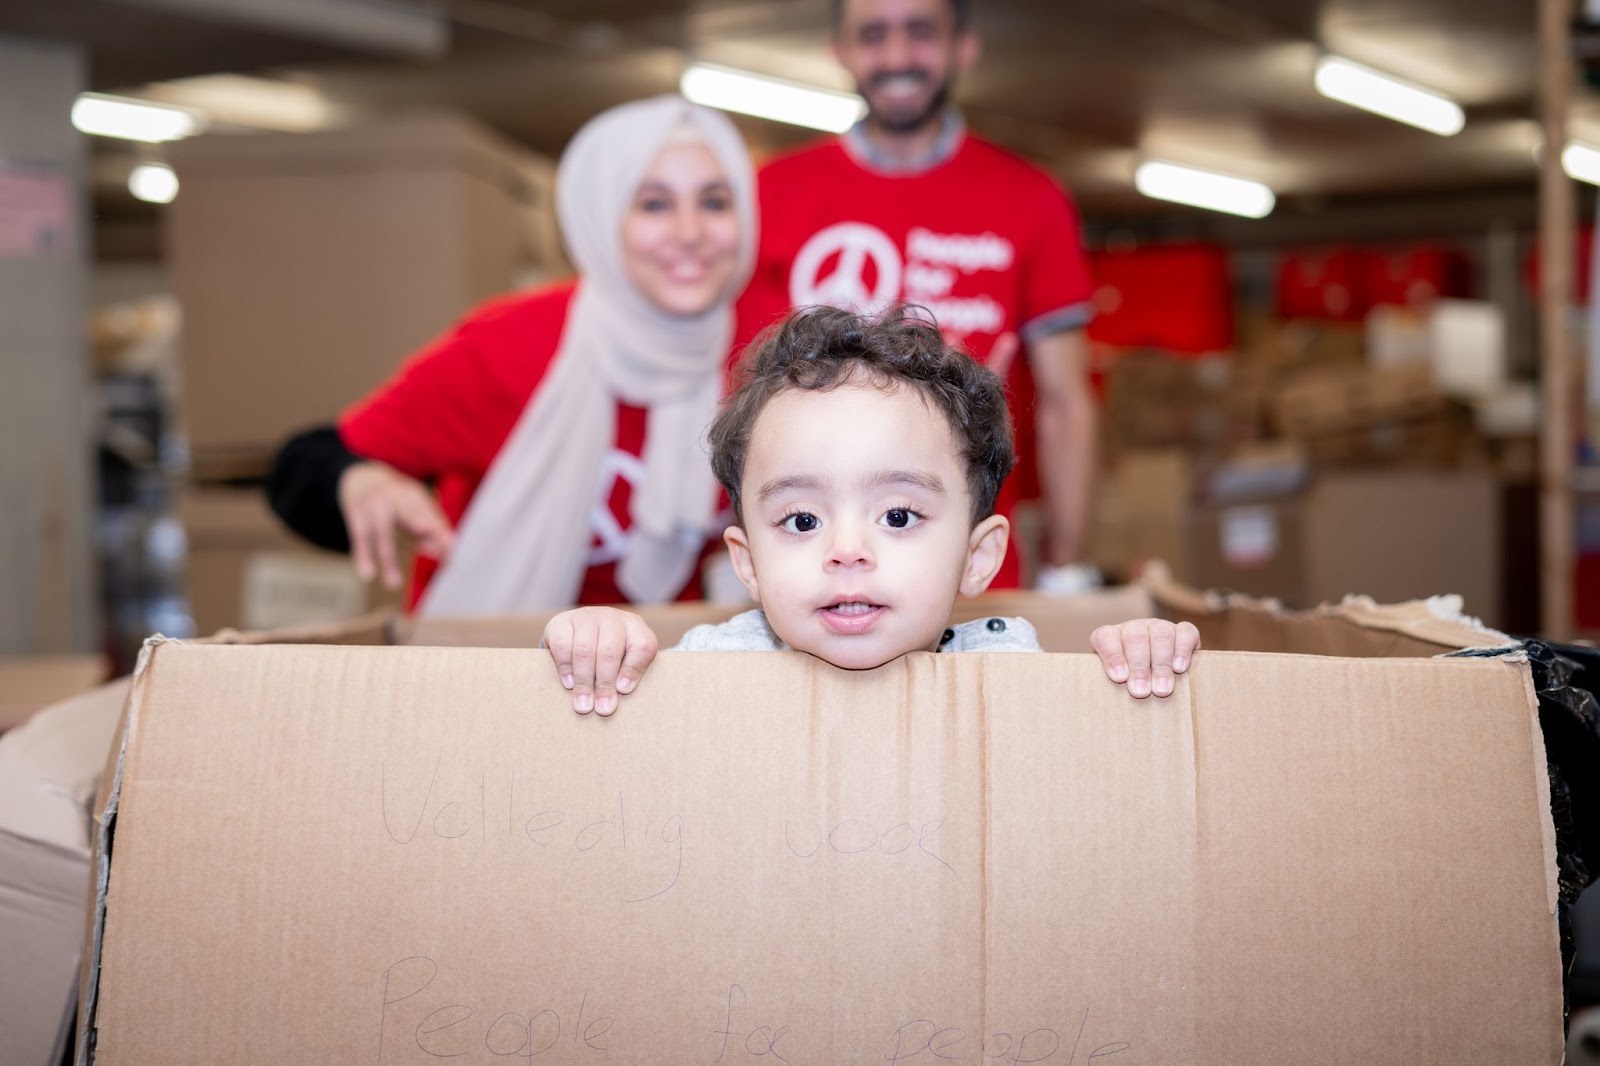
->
[788,222,903,313]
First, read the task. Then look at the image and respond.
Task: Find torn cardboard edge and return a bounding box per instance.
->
[77,639,157,1066]
[1141,560,1516,657]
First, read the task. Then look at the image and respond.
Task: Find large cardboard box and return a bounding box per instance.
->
[1302,470,1500,625]
[168,114,558,460]
[1185,470,1502,623]
[74,595,1562,1062]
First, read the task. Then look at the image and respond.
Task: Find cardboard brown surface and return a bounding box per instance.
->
[81,640,1560,1063]
[1181,471,1503,623]
[397,587,1156,655]
[1302,471,1500,624]
[0,654,108,732]
[168,114,552,456]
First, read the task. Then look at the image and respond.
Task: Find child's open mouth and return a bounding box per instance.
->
[818,600,886,635]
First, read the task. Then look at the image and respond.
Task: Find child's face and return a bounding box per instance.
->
[723,377,1008,670]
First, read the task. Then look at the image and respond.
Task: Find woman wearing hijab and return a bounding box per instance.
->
[266,95,756,614]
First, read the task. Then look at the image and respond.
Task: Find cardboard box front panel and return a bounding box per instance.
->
[83,643,1560,1063]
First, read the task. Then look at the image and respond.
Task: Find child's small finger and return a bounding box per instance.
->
[1150,623,1176,697]
[542,623,575,689]
[569,631,598,705]
[1090,625,1129,683]
[1124,622,1153,699]
[1173,621,1200,672]
[615,627,659,699]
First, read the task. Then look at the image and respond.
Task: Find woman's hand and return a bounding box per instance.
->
[541,607,661,716]
[337,461,455,589]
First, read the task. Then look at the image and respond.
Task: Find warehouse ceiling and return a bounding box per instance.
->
[0,0,1577,242]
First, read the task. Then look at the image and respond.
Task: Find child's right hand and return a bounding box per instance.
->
[540,607,660,716]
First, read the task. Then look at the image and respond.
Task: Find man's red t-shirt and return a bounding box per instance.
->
[738,131,1095,586]
[339,281,709,609]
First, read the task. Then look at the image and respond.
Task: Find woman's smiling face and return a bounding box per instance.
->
[620,142,741,316]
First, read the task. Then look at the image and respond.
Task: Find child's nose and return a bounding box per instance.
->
[825,522,875,570]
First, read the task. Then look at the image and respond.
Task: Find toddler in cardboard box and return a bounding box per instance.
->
[542,305,1198,713]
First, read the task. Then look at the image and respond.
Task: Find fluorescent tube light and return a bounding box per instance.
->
[1563,142,1600,185]
[1313,55,1464,137]
[1133,160,1275,219]
[680,63,866,133]
[109,0,446,57]
[72,93,206,142]
[129,162,179,204]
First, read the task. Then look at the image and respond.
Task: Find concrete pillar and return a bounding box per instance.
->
[0,35,97,653]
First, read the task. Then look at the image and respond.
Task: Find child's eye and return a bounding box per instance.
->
[780,512,820,534]
[880,508,923,530]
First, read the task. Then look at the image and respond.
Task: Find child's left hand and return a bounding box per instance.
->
[1090,618,1200,699]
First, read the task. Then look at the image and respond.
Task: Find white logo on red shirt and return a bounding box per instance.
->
[587,449,643,566]
[787,222,1014,340]
[789,222,902,313]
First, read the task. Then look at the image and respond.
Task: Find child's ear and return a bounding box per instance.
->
[959,514,1009,597]
[723,525,761,602]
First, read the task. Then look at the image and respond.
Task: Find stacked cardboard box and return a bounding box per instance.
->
[165,116,536,633]
[168,113,561,474]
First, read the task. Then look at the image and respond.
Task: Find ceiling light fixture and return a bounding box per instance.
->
[72,93,206,142]
[1133,160,1275,219]
[1313,55,1465,136]
[680,63,865,134]
[1563,141,1600,185]
[128,162,180,204]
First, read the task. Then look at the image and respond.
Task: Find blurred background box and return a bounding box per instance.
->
[0,655,107,732]
[1185,469,1503,624]
[167,113,560,469]
[179,486,401,636]
[1089,448,1196,582]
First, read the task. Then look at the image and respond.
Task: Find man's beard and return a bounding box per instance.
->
[862,71,952,134]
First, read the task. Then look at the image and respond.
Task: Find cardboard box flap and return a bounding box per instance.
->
[198,609,398,647]
[1142,561,1512,657]
[80,641,1561,1062]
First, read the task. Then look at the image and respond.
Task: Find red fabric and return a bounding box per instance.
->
[1274,246,1372,322]
[338,281,714,610]
[1365,245,1474,307]
[1086,242,1234,354]
[738,134,1096,587]
[1523,224,1594,306]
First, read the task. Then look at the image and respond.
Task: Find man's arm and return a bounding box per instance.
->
[1026,327,1096,567]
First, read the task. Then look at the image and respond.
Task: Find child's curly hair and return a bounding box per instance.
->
[709,304,1015,525]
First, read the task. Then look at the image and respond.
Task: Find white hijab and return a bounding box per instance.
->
[419,96,756,616]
